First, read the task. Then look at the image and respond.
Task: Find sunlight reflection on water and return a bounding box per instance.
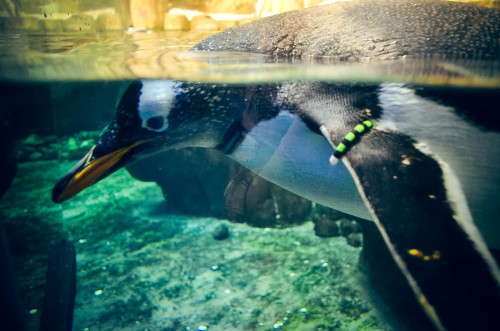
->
[0,31,499,87]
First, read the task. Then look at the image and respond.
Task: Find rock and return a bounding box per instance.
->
[271,185,311,226]
[67,138,78,151]
[346,233,362,248]
[313,204,347,221]
[242,175,278,227]
[207,0,255,14]
[225,169,310,228]
[40,147,57,159]
[164,14,190,31]
[42,19,64,33]
[15,16,43,31]
[127,148,238,217]
[339,219,360,237]
[130,0,165,29]
[79,139,93,148]
[303,0,324,8]
[225,170,256,220]
[62,208,85,221]
[213,224,229,240]
[29,152,43,161]
[24,134,42,146]
[63,15,96,32]
[258,0,303,16]
[191,15,220,31]
[96,13,122,31]
[314,215,340,237]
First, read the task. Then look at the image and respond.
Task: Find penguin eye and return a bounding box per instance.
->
[144,116,167,131]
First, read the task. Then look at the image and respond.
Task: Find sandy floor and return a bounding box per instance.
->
[1,160,388,331]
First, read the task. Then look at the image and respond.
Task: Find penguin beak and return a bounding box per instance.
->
[52,140,147,203]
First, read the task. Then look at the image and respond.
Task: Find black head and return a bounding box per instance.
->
[52,80,253,202]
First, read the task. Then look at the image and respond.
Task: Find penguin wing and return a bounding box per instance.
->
[293,83,500,330]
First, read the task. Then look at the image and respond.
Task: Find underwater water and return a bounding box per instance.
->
[0,85,384,331]
[1,30,499,331]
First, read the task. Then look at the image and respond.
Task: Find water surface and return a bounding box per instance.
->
[1,31,499,87]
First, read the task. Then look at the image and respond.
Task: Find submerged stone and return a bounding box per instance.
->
[339,219,360,237]
[213,223,229,240]
[347,233,362,248]
[314,215,340,238]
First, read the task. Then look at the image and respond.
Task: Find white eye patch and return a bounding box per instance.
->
[138,80,181,132]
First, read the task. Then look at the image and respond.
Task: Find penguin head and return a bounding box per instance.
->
[52,80,248,203]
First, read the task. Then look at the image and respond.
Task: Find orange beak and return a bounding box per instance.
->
[52,140,146,203]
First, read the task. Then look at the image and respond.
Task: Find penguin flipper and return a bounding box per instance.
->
[320,126,500,330]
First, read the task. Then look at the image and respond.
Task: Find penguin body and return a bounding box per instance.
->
[192,0,500,61]
[52,1,500,330]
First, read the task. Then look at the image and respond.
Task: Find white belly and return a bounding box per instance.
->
[229,111,372,220]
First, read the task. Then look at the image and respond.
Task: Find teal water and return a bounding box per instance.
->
[1,159,375,330]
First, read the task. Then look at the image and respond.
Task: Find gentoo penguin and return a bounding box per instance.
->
[52,0,500,330]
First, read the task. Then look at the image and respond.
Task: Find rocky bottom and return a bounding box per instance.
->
[1,160,391,331]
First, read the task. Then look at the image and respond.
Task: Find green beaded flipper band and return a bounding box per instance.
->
[333,120,373,160]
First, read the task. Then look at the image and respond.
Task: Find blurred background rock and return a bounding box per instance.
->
[1,0,497,33]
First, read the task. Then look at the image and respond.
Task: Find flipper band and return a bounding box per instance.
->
[333,120,373,159]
